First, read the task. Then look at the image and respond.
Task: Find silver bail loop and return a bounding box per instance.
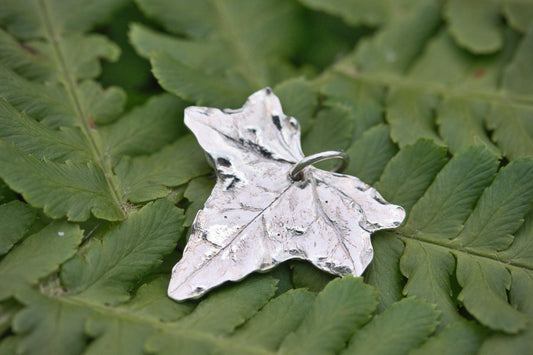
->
[290,151,349,180]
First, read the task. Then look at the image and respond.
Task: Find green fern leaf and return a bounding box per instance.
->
[0,201,35,255]
[8,273,439,355]
[502,2,533,33]
[320,74,385,140]
[98,94,188,164]
[83,277,192,355]
[13,289,94,355]
[2,0,533,353]
[343,124,398,185]
[131,0,306,107]
[0,141,125,221]
[0,179,16,204]
[0,300,21,337]
[411,321,487,355]
[374,139,448,212]
[302,102,354,155]
[324,0,533,160]
[373,142,533,332]
[229,289,315,351]
[343,297,439,355]
[183,177,215,227]
[279,277,377,355]
[360,139,448,312]
[119,276,194,322]
[59,199,183,305]
[0,2,209,221]
[0,222,83,301]
[274,78,318,135]
[477,262,533,354]
[444,0,503,54]
[115,135,210,203]
[297,0,388,27]
[0,0,127,221]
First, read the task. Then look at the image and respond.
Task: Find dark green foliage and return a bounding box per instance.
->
[0,0,532,354]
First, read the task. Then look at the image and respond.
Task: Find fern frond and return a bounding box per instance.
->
[323,1,533,160]
[0,1,208,221]
[1,1,533,353]
[59,200,183,305]
[131,0,306,107]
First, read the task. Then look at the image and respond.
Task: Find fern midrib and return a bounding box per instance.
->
[37,0,125,218]
[394,230,532,272]
[331,68,533,107]
[55,294,274,355]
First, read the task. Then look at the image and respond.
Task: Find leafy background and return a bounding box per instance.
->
[0,0,532,354]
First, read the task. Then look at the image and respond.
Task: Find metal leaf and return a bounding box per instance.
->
[168,88,405,301]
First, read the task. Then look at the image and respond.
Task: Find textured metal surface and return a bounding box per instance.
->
[168,88,405,301]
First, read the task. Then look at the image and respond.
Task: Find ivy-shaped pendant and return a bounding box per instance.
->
[168,88,405,301]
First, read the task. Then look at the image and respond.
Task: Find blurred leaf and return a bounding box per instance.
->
[0,200,35,255]
[0,222,83,301]
[132,0,306,107]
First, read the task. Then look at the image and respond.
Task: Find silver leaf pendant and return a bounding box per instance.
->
[168,88,405,301]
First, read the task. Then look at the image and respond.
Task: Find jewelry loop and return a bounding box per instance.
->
[290,151,349,180]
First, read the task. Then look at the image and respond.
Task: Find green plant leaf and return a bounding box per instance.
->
[0,1,128,221]
[279,277,377,355]
[99,94,189,165]
[477,265,533,354]
[343,298,439,355]
[0,0,210,222]
[374,139,448,212]
[0,336,18,355]
[0,222,83,301]
[327,0,533,160]
[402,147,499,239]
[0,300,21,336]
[502,2,533,33]
[144,276,279,354]
[411,321,487,355]
[274,77,318,134]
[343,124,398,185]
[380,143,533,333]
[82,277,193,355]
[0,200,35,255]
[291,261,335,293]
[120,276,193,322]
[115,135,211,203]
[445,0,502,54]
[13,289,93,355]
[0,179,17,204]
[298,0,388,26]
[2,0,533,353]
[320,73,385,141]
[183,177,215,227]
[60,199,184,305]
[229,289,315,351]
[0,141,125,221]
[149,51,251,108]
[132,0,306,107]
[301,102,354,155]
[363,232,405,312]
